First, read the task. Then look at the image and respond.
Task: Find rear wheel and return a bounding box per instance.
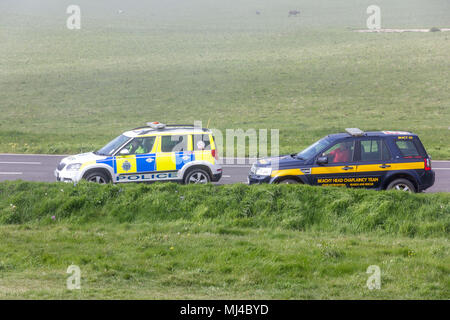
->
[386,179,416,193]
[184,169,211,184]
[84,171,110,184]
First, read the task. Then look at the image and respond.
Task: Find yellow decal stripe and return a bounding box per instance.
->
[156,153,176,171]
[311,166,355,174]
[80,161,96,170]
[187,135,193,151]
[271,168,304,177]
[356,162,424,172]
[209,134,216,150]
[202,151,215,165]
[194,151,203,161]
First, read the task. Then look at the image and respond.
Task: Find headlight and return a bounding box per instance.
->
[66,163,82,171]
[255,167,272,176]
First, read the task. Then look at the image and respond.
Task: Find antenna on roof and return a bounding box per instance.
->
[206,118,211,129]
[345,128,365,136]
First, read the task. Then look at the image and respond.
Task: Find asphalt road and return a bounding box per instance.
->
[0,153,449,192]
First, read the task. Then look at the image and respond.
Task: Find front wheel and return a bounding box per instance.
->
[84,171,110,184]
[279,179,299,184]
[386,179,416,193]
[184,169,211,184]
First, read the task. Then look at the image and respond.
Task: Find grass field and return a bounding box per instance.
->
[0,181,448,299]
[0,0,449,158]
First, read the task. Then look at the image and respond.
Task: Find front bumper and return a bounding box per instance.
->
[54,169,81,183]
[247,174,272,185]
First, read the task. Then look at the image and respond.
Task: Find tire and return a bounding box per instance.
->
[279,179,299,184]
[84,171,110,184]
[386,178,416,193]
[184,168,211,184]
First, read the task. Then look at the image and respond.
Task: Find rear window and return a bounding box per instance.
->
[161,135,188,152]
[395,140,423,158]
[193,134,211,150]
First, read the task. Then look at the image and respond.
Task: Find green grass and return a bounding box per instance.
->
[0,181,448,299]
[0,0,449,158]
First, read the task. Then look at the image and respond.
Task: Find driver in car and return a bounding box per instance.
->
[128,139,147,154]
[329,143,351,163]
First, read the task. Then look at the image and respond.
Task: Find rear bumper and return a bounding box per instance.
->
[418,170,435,192]
[211,171,222,182]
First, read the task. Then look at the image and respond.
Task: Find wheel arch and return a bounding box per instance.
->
[82,166,114,182]
[180,162,213,179]
[271,175,305,184]
[382,171,418,191]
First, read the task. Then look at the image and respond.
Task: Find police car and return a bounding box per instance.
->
[248,128,435,192]
[55,122,222,184]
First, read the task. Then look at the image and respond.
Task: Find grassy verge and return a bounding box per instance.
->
[0,181,448,299]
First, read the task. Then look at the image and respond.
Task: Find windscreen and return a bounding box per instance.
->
[297,137,332,160]
[95,135,130,156]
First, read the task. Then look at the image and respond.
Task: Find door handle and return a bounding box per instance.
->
[342,166,354,170]
[379,164,391,169]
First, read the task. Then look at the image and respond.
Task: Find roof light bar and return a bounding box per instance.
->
[345,128,365,136]
[147,122,166,130]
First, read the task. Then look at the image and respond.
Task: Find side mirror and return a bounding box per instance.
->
[317,156,328,165]
[119,148,130,155]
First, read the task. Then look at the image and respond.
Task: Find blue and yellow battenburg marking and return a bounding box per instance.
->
[95,153,198,174]
[93,133,216,177]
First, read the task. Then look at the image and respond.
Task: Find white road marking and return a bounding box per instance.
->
[222,165,251,168]
[0,153,67,157]
[0,161,41,165]
[222,175,231,178]
[0,172,23,175]
[434,168,450,170]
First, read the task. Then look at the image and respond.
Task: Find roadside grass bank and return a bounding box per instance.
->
[0,181,448,299]
[0,181,448,237]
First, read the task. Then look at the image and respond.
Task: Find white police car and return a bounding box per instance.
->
[55,122,222,184]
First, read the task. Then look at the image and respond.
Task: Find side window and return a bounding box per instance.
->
[395,140,420,157]
[359,139,391,161]
[161,135,188,152]
[193,134,211,151]
[323,140,354,163]
[122,137,155,155]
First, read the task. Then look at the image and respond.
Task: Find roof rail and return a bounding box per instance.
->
[132,124,210,131]
[345,128,365,136]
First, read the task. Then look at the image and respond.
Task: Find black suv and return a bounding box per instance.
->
[248,129,435,192]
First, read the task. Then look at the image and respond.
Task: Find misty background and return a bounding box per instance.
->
[1,0,449,31]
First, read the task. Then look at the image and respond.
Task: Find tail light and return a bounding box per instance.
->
[424,158,431,171]
[211,149,219,160]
